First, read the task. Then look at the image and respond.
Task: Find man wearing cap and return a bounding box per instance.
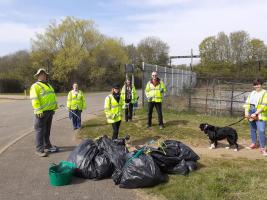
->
[104,83,124,140]
[30,68,58,157]
[145,71,167,129]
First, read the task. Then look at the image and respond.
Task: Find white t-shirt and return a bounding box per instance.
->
[249,89,266,106]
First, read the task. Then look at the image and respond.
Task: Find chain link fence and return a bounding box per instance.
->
[125,63,255,116]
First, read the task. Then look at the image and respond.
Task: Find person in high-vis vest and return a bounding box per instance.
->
[67,82,86,130]
[30,68,58,157]
[243,79,267,156]
[104,83,124,140]
[121,79,138,122]
[145,71,167,129]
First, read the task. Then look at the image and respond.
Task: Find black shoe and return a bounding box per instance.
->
[147,125,151,128]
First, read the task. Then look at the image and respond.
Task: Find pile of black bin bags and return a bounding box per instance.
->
[67,135,200,189]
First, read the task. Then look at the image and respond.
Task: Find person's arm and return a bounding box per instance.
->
[243,92,251,118]
[132,86,137,103]
[121,85,125,102]
[255,92,267,115]
[104,96,113,119]
[161,81,167,94]
[82,91,86,110]
[30,84,43,117]
[67,91,72,110]
[145,82,151,100]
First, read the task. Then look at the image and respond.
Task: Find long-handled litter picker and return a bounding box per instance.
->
[59,104,81,120]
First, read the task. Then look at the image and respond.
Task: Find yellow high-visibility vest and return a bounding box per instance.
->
[30,82,58,114]
[121,85,138,103]
[104,94,124,123]
[243,89,267,121]
[145,80,167,102]
[67,90,86,110]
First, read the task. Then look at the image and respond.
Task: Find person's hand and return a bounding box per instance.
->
[36,113,43,118]
[251,113,257,118]
[245,115,250,119]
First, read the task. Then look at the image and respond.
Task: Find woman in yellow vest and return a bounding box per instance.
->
[104,83,124,139]
[121,79,138,122]
[243,79,267,156]
[67,83,86,130]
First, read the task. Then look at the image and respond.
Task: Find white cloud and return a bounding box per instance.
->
[0,22,44,55]
[112,0,267,65]
[0,22,43,42]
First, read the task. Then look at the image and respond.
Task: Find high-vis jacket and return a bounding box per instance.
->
[104,94,124,123]
[30,81,58,114]
[121,85,138,104]
[67,90,86,111]
[243,89,267,121]
[145,79,167,103]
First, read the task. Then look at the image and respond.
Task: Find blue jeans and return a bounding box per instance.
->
[249,120,266,148]
[69,110,82,129]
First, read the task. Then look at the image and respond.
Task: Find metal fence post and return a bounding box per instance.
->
[230,83,234,116]
[172,68,173,95]
[142,62,145,107]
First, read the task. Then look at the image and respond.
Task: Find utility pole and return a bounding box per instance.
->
[169,49,200,68]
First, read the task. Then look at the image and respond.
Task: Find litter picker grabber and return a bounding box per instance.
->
[59,104,81,120]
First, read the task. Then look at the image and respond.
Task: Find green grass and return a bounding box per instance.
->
[145,158,267,200]
[79,108,250,146]
[78,109,267,200]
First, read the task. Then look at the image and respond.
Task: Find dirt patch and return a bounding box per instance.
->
[130,135,161,146]
[165,120,189,126]
[192,140,267,160]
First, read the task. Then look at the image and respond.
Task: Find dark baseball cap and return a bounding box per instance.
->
[112,83,120,89]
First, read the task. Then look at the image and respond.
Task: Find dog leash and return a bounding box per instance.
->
[225,117,246,127]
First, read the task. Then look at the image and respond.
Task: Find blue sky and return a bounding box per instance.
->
[0,0,267,65]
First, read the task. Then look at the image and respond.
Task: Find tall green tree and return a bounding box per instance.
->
[229,31,250,64]
[137,36,169,66]
[31,17,100,85]
[31,17,129,90]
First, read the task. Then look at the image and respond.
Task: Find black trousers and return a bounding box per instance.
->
[34,110,54,152]
[147,102,163,126]
[125,103,133,121]
[111,120,121,140]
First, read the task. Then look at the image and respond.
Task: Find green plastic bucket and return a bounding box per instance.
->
[49,160,76,186]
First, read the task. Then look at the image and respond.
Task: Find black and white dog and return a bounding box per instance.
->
[199,123,238,151]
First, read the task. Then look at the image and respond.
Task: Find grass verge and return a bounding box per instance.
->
[78,108,267,200]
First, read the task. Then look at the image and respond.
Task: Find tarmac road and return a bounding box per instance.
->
[0,92,107,153]
[0,92,148,200]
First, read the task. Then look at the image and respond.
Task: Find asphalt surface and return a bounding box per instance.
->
[0,92,142,200]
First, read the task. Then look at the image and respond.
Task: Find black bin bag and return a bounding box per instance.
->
[94,150,114,179]
[67,139,99,179]
[96,135,128,170]
[163,140,200,161]
[150,140,200,174]
[165,159,189,175]
[119,154,168,189]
